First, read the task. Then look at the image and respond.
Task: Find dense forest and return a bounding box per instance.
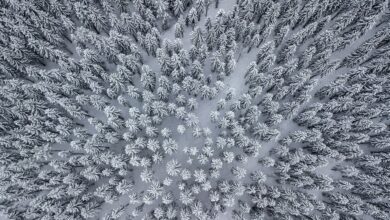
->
[0,0,390,219]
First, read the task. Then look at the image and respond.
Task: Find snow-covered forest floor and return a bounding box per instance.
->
[1,0,390,219]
